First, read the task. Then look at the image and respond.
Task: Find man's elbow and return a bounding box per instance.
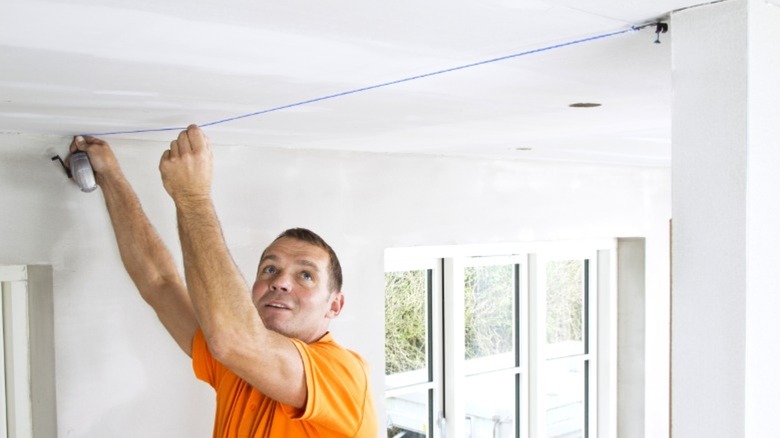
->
[203,327,246,365]
[135,274,183,306]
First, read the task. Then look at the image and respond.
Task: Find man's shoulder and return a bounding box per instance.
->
[302,333,370,368]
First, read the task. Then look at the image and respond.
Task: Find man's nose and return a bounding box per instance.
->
[270,274,292,292]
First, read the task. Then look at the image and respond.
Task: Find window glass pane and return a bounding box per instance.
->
[546,260,585,357]
[546,359,586,438]
[386,389,431,438]
[464,264,514,367]
[464,372,516,438]
[385,270,430,380]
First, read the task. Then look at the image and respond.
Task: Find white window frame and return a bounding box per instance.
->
[0,265,57,438]
[385,257,444,436]
[531,248,600,438]
[385,239,617,438]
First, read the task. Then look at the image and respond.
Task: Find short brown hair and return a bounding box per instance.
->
[266,228,343,292]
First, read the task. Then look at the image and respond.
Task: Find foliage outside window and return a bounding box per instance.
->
[385,270,428,375]
[546,260,584,347]
[464,265,514,360]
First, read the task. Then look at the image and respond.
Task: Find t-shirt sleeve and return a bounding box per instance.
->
[282,339,371,434]
[192,328,218,387]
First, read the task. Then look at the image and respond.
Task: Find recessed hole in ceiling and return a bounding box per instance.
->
[569,103,602,108]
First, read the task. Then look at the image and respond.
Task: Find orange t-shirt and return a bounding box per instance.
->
[192,329,377,437]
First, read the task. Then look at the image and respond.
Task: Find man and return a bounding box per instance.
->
[70,125,377,437]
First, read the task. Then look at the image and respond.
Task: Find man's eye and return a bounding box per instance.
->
[301,272,313,281]
[263,266,277,274]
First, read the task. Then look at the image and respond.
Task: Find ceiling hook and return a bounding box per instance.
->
[51,154,72,178]
[654,22,669,44]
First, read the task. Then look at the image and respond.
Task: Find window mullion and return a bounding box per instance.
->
[518,261,529,438]
[442,257,466,437]
[597,246,617,438]
[528,253,546,438]
[431,260,444,438]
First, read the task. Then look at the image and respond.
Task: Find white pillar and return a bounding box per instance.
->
[743,1,780,435]
[671,1,780,436]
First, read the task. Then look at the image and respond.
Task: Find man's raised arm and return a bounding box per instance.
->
[158,125,307,409]
[72,135,198,355]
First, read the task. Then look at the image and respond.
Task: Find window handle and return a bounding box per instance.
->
[437,412,446,438]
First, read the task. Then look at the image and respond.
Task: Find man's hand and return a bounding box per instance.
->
[68,135,121,185]
[159,125,213,203]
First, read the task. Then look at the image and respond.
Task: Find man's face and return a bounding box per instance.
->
[251,237,343,343]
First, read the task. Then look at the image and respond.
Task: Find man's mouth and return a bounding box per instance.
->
[265,302,290,310]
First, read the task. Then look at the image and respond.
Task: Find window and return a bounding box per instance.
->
[541,257,592,438]
[385,242,614,438]
[461,257,520,437]
[385,259,441,437]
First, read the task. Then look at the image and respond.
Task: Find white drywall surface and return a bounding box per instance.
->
[0,132,671,437]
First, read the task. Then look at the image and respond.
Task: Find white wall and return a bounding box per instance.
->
[0,132,671,437]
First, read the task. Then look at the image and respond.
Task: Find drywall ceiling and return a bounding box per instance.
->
[1,0,704,165]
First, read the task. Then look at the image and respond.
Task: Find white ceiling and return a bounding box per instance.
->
[1,0,705,165]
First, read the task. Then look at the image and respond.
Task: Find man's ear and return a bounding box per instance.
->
[327,292,345,319]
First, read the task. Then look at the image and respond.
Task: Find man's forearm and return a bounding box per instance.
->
[174,197,259,344]
[99,169,198,355]
[99,171,182,301]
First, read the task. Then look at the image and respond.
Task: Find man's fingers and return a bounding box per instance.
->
[159,150,171,179]
[169,140,180,158]
[70,135,109,154]
[165,125,209,163]
[186,124,209,152]
[68,135,103,160]
[82,135,106,146]
[66,136,86,169]
[69,135,86,153]
[177,128,193,153]
[160,125,213,201]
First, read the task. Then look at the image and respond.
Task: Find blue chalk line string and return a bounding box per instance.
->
[85,26,641,137]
